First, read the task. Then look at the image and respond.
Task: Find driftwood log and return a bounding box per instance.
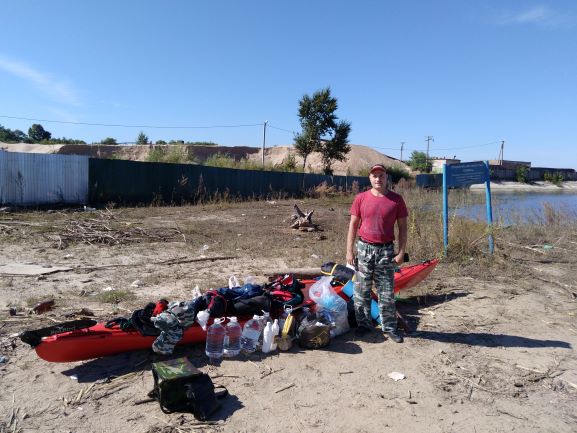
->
[290,204,321,232]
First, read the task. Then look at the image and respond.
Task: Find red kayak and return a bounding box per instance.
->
[34,259,438,362]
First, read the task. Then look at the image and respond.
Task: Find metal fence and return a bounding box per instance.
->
[88,159,370,205]
[0,152,89,205]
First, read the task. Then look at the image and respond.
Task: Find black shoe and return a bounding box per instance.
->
[384,330,403,343]
[354,326,372,337]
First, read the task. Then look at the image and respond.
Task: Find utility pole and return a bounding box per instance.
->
[262,120,268,167]
[400,142,405,162]
[498,140,504,165]
[425,136,434,172]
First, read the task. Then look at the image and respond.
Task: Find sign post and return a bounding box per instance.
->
[443,161,493,256]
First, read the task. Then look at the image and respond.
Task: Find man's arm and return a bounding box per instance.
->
[346,215,361,266]
[394,216,408,264]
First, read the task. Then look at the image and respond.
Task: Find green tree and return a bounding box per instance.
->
[318,120,351,175]
[136,131,149,144]
[0,125,26,142]
[294,87,351,174]
[100,137,118,145]
[28,124,51,142]
[407,150,431,173]
[515,165,529,183]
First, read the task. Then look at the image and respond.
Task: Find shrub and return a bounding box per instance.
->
[274,153,302,172]
[204,153,237,168]
[515,166,529,183]
[387,164,412,183]
[543,171,564,186]
[100,137,118,145]
[146,146,195,164]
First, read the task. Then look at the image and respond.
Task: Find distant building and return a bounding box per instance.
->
[488,159,531,169]
[431,157,460,174]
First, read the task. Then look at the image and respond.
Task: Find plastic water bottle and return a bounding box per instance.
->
[241,315,262,354]
[205,318,225,361]
[278,306,292,331]
[261,311,272,327]
[271,319,280,351]
[223,317,242,357]
[258,311,272,348]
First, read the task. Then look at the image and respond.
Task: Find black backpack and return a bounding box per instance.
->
[296,309,331,350]
[150,357,227,420]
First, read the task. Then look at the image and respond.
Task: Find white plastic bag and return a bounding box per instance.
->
[228,275,240,289]
[196,310,210,331]
[191,285,202,300]
[308,276,333,305]
[309,277,347,312]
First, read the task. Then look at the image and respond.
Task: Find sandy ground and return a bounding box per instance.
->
[0,201,576,433]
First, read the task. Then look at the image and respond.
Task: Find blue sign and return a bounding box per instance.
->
[445,161,489,187]
[443,161,493,255]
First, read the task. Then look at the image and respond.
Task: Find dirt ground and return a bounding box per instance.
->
[0,199,576,433]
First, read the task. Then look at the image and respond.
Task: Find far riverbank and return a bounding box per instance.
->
[469,180,577,192]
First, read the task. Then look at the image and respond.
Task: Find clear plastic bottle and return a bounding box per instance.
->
[261,311,272,327]
[278,306,292,331]
[205,318,225,361]
[223,317,242,358]
[240,315,262,354]
[258,311,272,349]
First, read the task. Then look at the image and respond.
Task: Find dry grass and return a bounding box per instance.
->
[1,188,576,286]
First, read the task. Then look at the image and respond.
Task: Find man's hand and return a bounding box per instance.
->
[346,250,356,266]
[393,252,405,265]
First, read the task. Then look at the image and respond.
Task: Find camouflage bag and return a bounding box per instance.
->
[150,357,227,420]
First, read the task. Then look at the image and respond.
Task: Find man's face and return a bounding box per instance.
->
[369,170,387,189]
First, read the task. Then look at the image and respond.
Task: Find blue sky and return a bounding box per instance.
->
[1,0,576,169]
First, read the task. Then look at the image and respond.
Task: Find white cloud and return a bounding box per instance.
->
[496,5,574,27]
[0,55,81,106]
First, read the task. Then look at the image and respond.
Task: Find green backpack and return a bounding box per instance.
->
[150,357,227,420]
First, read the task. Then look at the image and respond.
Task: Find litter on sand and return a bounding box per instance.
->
[388,372,406,381]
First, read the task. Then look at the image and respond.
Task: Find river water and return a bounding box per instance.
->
[456,191,577,224]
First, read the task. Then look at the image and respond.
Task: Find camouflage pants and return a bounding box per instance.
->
[353,240,397,332]
[151,301,197,355]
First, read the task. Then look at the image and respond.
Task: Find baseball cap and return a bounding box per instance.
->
[369,164,386,174]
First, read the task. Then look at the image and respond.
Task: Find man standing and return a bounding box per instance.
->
[346,164,408,342]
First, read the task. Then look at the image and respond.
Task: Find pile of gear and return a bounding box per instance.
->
[105,269,354,356]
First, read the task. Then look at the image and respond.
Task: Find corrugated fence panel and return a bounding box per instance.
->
[0,152,89,205]
[89,159,370,204]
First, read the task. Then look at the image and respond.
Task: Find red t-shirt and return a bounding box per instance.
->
[350,190,408,244]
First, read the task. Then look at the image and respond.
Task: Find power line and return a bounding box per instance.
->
[0,114,502,155]
[371,141,499,153]
[267,124,296,134]
[430,141,499,151]
[0,115,262,130]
